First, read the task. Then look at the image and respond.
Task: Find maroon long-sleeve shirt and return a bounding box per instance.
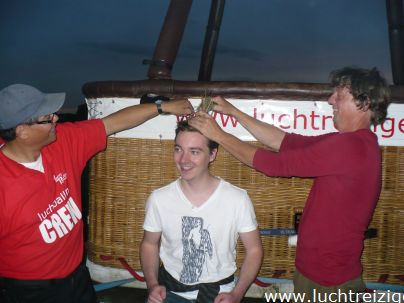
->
[253,129,381,286]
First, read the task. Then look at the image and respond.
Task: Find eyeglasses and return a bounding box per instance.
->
[28,113,56,125]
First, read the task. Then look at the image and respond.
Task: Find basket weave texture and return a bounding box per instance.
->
[88,137,404,285]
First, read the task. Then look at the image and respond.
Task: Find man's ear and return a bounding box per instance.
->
[15,125,29,140]
[357,93,371,112]
[209,148,218,163]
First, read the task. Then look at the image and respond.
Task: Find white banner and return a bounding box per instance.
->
[87,98,404,146]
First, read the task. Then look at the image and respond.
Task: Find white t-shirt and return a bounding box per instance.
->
[143,178,258,298]
[21,154,44,173]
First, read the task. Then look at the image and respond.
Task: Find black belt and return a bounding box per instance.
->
[158,265,234,303]
[0,263,85,287]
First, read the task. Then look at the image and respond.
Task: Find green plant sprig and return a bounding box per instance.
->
[197,92,216,113]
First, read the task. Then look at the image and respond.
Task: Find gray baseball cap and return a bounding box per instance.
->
[0,84,65,129]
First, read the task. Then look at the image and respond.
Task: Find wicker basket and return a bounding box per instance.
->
[88,138,404,285]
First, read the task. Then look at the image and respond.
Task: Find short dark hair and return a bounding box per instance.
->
[0,117,46,142]
[175,120,219,152]
[0,127,17,142]
[330,66,390,125]
[0,115,42,142]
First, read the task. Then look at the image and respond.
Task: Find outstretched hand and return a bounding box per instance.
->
[163,98,194,116]
[211,96,237,116]
[188,111,224,142]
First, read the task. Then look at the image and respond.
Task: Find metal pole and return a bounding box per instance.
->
[386,0,404,84]
[198,0,226,81]
[146,0,193,80]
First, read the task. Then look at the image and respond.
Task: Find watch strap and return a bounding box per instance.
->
[156,101,164,114]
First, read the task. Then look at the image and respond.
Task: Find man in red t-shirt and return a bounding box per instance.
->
[189,67,390,302]
[0,84,193,303]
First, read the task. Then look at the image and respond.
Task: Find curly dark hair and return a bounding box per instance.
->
[330,66,390,125]
[175,120,218,152]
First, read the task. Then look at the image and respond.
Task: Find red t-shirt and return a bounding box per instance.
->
[0,119,106,279]
[253,130,381,286]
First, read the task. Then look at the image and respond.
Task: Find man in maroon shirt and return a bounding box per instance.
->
[189,67,390,302]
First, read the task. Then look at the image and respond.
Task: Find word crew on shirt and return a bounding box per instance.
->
[37,187,82,244]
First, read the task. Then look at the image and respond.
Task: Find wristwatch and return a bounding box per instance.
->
[155,99,164,115]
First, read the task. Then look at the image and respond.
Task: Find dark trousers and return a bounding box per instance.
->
[0,263,97,303]
[164,291,197,303]
[158,265,234,303]
[293,269,365,303]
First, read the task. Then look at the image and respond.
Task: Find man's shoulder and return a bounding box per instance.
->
[0,150,26,178]
[57,119,103,133]
[146,180,180,210]
[52,120,105,147]
[334,129,378,148]
[151,179,178,196]
[218,178,248,197]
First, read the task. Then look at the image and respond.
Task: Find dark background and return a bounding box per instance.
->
[0,0,392,110]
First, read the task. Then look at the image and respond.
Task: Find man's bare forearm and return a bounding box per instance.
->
[231,108,285,152]
[230,230,263,301]
[215,130,258,167]
[140,239,160,289]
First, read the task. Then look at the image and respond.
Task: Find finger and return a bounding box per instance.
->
[212,96,223,102]
[152,295,164,303]
[196,111,210,118]
[188,117,199,127]
[191,112,203,119]
[186,100,195,112]
[147,295,160,303]
[213,295,225,303]
[188,118,203,130]
[161,287,167,299]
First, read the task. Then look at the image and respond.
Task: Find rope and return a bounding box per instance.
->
[98,254,145,282]
[254,270,287,287]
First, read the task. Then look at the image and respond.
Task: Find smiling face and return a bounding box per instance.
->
[327,86,369,132]
[174,130,217,184]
